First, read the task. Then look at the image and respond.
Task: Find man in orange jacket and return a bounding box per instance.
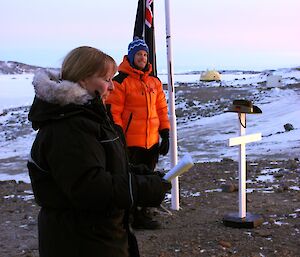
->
[106,38,170,229]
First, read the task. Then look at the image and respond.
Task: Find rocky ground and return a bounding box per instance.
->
[0,159,299,257]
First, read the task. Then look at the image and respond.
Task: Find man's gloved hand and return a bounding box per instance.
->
[158,129,170,156]
[129,163,152,175]
[161,178,172,192]
[155,170,166,178]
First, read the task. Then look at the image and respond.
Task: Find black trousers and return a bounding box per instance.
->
[127,144,159,172]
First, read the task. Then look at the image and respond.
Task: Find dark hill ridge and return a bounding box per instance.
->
[3,60,299,76]
[0,61,42,74]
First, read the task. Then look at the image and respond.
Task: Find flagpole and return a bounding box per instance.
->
[164,0,179,210]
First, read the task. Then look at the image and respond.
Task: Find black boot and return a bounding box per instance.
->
[131,207,161,230]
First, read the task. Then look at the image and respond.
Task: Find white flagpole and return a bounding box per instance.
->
[164,0,179,210]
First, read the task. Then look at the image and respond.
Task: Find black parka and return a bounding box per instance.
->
[27,70,167,257]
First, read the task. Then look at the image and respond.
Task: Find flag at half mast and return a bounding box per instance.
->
[133,0,157,76]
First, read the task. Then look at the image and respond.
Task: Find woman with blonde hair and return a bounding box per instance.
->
[28,46,171,257]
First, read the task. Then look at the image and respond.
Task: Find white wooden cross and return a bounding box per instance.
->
[228,113,261,218]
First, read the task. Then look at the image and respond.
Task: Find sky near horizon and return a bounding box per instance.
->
[1,0,300,71]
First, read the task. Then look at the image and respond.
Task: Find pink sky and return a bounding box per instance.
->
[1,0,299,71]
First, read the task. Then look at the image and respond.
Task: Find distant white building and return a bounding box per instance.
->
[266,75,282,87]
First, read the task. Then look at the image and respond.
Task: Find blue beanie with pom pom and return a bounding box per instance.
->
[127,38,149,67]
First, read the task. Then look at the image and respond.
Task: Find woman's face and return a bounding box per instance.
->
[80,65,116,102]
[133,50,148,70]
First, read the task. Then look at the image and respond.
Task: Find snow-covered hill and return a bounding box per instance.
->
[0,61,42,75]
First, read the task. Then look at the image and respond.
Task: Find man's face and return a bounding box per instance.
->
[133,50,148,70]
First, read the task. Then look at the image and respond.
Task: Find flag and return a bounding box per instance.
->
[133,0,157,76]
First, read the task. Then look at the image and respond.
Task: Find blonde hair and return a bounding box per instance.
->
[61,46,117,82]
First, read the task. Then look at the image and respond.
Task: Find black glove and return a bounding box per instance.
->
[131,170,172,207]
[129,163,152,175]
[158,129,170,156]
[156,170,172,192]
[155,170,165,178]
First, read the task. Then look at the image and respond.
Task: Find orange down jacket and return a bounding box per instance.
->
[106,56,170,149]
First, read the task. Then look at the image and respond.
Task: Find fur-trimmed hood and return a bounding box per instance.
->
[28,69,104,130]
[32,69,93,106]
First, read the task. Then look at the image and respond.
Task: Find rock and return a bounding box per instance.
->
[275,182,289,193]
[268,218,276,224]
[221,158,234,163]
[273,172,284,178]
[275,187,284,193]
[286,159,298,169]
[255,229,272,237]
[279,182,289,190]
[284,123,294,132]
[219,240,232,248]
[221,183,237,193]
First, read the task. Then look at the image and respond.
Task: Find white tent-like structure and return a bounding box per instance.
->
[200,70,221,81]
